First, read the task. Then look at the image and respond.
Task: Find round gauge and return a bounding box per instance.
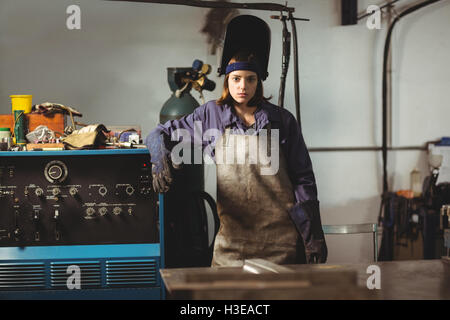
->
[126,186,135,196]
[44,160,68,184]
[48,166,63,180]
[98,186,107,196]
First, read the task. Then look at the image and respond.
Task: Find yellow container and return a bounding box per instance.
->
[10,95,32,114]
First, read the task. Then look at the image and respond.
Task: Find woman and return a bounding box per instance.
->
[146,51,327,266]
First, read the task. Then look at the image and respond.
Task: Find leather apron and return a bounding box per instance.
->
[211,126,299,267]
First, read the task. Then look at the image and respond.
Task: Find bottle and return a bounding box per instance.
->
[0,128,11,150]
[13,110,27,145]
[410,168,422,197]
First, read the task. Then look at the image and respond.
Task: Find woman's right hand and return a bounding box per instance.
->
[146,132,173,193]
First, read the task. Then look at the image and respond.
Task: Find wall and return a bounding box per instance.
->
[1,0,449,263]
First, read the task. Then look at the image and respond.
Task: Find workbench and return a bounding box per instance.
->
[161,258,450,299]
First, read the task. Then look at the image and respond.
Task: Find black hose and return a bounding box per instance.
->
[378,0,443,261]
[289,12,301,126]
[382,0,442,195]
[278,17,291,108]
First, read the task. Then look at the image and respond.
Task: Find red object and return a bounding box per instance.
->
[396,190,414,199]
[0,113,65,135]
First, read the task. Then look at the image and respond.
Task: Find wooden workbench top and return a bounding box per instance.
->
[160,259,450,300]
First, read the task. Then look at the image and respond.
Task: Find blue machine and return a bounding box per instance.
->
[0,149,164,299]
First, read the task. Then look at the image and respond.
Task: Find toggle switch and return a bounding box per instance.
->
[33,210,40,242]
[13,210,21,241]
[54,209,60,241]
[13,227,21,241]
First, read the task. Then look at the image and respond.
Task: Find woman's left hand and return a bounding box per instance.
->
[288,200,328,264]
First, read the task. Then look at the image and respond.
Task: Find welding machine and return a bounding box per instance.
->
[0,148,164,299]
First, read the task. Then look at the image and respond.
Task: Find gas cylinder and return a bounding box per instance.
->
[159,67,217,268]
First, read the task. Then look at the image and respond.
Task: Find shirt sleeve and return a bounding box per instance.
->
[282,112,318,203]
[146,102,210,151]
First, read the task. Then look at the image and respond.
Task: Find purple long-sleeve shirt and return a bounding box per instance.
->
[148,100,318,204]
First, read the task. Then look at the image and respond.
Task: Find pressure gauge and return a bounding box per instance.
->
[44,160,68,184]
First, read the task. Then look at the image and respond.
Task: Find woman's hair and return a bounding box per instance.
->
[216,51,271,107]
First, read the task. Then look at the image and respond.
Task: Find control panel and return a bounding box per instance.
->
[0,149,157,246]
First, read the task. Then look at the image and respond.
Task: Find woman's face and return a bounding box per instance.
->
[227,70,258,107]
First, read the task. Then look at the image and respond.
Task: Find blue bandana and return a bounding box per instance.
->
[225,62,261,78]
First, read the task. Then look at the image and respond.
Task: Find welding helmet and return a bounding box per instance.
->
[218,15,271,81]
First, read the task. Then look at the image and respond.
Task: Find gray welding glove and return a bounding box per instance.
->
[289,200,328,264]
[145,131,172,193]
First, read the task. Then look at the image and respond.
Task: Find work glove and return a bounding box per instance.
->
[289,200,328,264]
[62,124,109,150]
[145,131,172,193]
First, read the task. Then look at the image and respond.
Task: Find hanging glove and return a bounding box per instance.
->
[145,131,172,193]
[32,102,83,117]
[289,200,328,264]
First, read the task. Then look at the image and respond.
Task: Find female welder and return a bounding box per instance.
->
[146,51,327,266]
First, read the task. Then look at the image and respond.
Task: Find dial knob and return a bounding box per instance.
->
[48,165,63,181]
[98,207,107,216]
[112,207,122,216]
[35,188,44,197]
[44,161,68,183]
[69,187,78,196]
[86,207,95,216]
[52,187,61,196]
